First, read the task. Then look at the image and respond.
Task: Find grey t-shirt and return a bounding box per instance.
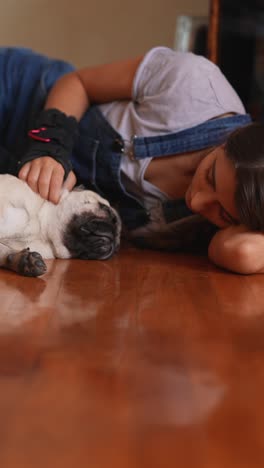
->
[99,46,246,208]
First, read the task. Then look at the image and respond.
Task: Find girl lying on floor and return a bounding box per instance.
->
[0,46,263,274]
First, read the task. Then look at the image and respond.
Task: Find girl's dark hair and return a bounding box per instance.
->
[225,122,264,231]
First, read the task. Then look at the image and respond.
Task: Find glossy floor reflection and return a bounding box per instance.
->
[0,244,264,467]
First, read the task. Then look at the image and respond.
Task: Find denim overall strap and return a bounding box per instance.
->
[133,114,252,159]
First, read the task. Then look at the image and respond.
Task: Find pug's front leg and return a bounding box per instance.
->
[1,247,47,277]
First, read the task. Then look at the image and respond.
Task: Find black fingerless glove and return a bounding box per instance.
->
[18,108,79,178]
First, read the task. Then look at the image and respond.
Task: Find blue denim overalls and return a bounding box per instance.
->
[0,47,252,239]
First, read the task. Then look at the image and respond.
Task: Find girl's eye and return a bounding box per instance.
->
[219,207,231,225]
[219,206,238,226]
[206,166,213,186]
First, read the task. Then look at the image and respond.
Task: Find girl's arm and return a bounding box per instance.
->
[45,56,143,117]
[19,56,143,203]
[208,225,264,274]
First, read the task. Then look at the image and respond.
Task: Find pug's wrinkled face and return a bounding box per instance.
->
[55,188,121,260]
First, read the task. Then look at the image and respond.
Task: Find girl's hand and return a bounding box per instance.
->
[18,156,76,204]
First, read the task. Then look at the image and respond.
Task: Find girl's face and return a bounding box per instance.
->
[185,146,240,228]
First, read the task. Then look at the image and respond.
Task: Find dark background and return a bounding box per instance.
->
[218,0,264,120]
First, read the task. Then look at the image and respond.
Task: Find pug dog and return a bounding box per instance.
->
[0,175,121,276]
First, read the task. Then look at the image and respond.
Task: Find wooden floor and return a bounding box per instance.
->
[0,243,264,467]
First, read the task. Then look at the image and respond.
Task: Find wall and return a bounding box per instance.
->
[0,0,209,66]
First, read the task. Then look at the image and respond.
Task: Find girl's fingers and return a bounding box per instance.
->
[18,158,75,204]
[25,163,41,194]
[18,162,31,180]
[63,171,77,192]
[48,168,65,204]
[38,165,54,200]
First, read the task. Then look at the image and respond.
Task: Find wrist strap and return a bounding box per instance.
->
[19,108,79,178]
